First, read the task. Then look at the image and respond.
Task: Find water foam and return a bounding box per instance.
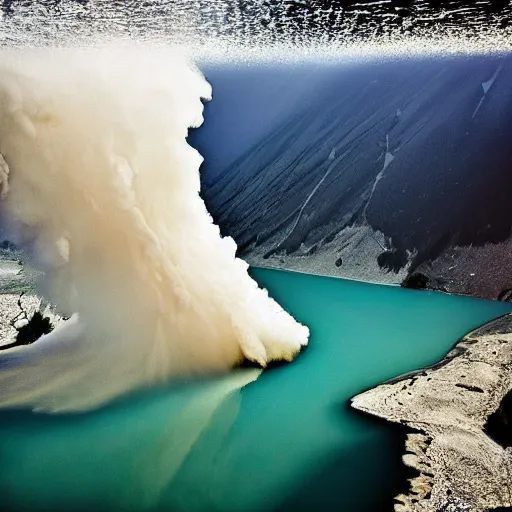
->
[0,45,309,412]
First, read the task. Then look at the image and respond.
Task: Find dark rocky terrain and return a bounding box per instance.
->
[194,53,512,301]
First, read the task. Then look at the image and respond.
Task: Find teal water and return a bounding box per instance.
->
[1,268,511,512]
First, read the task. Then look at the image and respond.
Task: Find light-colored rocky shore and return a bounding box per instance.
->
[0,292,43,346]
[0,251,56,347]
[351,314,512,512]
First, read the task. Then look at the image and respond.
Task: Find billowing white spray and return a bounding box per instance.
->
[0,46,309,412]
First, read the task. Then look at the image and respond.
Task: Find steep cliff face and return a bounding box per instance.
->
[351,314,512,512]
[196,54,512,301]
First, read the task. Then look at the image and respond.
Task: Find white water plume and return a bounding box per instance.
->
[0,45,309,412]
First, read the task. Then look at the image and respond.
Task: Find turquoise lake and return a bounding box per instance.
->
[1,267,511,512]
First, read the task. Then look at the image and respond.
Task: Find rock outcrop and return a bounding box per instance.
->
[0,252,57,349]
[351,314,512,512]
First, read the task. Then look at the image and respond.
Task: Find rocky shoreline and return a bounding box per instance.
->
[351,313,512,512]
[0,252,57,349]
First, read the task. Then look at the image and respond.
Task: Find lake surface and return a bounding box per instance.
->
[1,267,511,512]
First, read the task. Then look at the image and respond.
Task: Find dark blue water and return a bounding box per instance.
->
[0,268,510,512]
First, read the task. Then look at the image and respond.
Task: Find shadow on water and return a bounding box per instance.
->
[273,412,411,512]
[1,268,511,512]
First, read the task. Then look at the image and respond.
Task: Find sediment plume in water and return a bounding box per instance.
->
[0,45,309,413]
